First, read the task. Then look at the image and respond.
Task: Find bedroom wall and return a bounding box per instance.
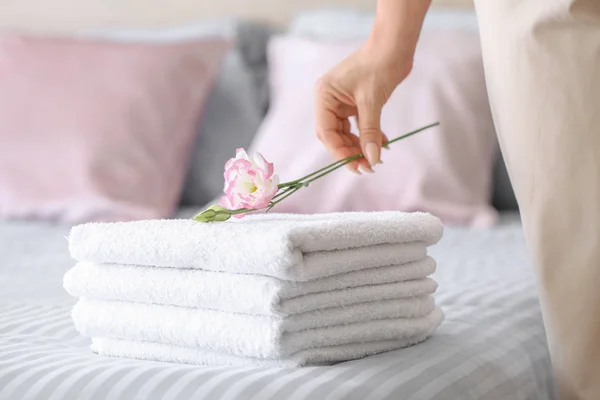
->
[0,0,473,34]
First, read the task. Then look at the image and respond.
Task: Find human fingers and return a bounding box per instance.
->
[336,132,363,172]
[356,99,384,167]
[344,132,374,173]
[315,108,362,175]
[382,132,390,150]
[315,85,361,174]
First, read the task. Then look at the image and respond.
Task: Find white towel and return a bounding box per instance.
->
[72,299,444,359]
[63,257,437,316]
[91,332,437,367]
[68,212,442,280]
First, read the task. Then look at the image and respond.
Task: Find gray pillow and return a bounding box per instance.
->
[180,22,278,206]
[235,22,280,115]
[180,49,263,206]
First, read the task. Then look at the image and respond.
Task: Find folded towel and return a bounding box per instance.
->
[68,212,442,280]
[91,332,436,367]
[72,298,444,358]
[63,257,436,316]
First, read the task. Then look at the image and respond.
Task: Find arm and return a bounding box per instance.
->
[366,0,432,78]
[315,0,432,170]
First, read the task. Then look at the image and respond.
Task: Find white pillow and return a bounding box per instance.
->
[248,34,498,227]
[287,8,520,211]
[81,19,239,41]
[289,8,478,39]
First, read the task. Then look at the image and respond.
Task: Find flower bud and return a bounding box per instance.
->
[210,205,232,222]
[193,205,231,223]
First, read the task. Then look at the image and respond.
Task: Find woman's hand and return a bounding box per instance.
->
[314,44,411,173]
[314,0,431,174]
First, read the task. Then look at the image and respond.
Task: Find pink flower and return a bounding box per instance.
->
[222,148,279,216]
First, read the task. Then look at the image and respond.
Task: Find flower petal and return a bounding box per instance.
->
[252,152,274,178]
[235,148,250,160]
[219,195,232,208]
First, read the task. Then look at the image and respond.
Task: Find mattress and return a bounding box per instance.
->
[0,211,557,400]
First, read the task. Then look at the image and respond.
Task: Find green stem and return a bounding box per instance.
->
[277,122,440,189]
[383,122,440,147]
[273,157,359,204]
[271,185,298,202]
[302,155,361,184]
[268,186,301,210]
[278,158,350,188]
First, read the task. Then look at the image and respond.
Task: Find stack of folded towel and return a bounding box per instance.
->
[64,211,445,367]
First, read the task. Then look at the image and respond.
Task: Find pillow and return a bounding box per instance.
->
[248,34,498,227]
[181,21,278,206]
[82,18,239,41]
[0,35,228,223]
[287,8,518,212]
[181,49,263,206]
[289,8,479,40]
[86,20,273,207]
[235,21,281,116]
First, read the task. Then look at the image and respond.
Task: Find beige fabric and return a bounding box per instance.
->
[474,0,600,398]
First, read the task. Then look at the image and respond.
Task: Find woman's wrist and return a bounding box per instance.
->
[363,27,415,81]
[365,0,431,77]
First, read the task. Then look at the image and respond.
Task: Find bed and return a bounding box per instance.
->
[0,211,555,400]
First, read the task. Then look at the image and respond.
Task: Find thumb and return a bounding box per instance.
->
[356,100,384,166]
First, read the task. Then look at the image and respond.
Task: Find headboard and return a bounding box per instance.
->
[0,0,473,34]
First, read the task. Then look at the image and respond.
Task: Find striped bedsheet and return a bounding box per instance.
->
[0,212,556,400]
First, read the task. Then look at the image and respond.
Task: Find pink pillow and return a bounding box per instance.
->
[0,35,228,223]
[249,34,498,227]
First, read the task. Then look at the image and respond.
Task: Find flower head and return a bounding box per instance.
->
[222,149,279,215]
[192,122,439,223]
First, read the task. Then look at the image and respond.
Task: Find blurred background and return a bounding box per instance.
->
[0,0,473,32]
[0,0,517,228]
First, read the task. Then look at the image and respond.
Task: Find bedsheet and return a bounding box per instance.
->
[0,211,556,400]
